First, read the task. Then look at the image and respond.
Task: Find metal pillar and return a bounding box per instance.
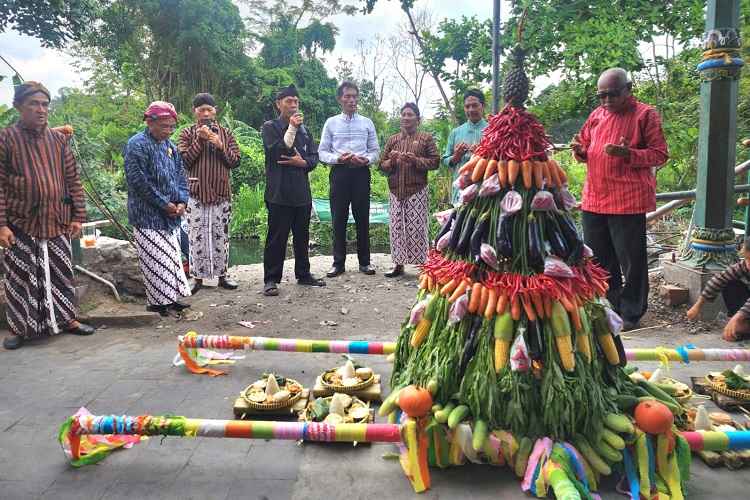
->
[491,0,501,113]
[681,0,743,269]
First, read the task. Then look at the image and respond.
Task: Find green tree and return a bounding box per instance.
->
[85,0,247,110]
[0,0,98,48]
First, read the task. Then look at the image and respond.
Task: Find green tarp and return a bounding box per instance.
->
[312,198,389,224]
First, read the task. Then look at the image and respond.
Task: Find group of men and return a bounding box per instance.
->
[2,67,748,350]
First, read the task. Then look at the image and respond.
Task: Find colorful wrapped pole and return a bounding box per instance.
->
[680,431,750,451]
[625,346,750,364]
[179,333,396,354]
[177,332,397,375]
[59,413,431,492]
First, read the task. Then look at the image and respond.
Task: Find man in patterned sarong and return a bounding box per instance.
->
[178,93,241,294]
[0,81,96,350]
[124,101,191,316]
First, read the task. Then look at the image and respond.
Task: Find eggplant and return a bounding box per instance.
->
[456,208,478,255]
[433,209,457,246]
[470,213,490,262]
[458,316,484,378]
[555,212,584,263]
[449,206,469,250]
[528,217,544,269]
[496,214,514,258]
[544,214,569,259]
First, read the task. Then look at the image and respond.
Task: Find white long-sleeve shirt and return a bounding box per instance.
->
[318,113,380,166]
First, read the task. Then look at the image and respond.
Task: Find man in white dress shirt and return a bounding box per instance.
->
[318,81,380,277]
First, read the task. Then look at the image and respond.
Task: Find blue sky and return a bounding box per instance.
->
[0,1,505,110]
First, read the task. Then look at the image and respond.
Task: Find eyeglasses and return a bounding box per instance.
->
[596,85,628,100]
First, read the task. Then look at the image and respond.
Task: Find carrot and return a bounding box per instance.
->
[448,279,469,303]
[484,159,498,180]
[542,294,553,319]
[521,294,537,321]
[559,294,576,313]
[418,275,427,290]
[426,275,434,291]
[541,161,552,188]
[484,288,498,320]
[496,292,509,315]
[440,278,460,297]
[548,159,562,187]
[507,160,520,186]
[471,158,488,183]
[533,161,544,190]
[569,305,583,332]
[460,155,480,175]
[510,294,521,321]
[530,290,545,319]
[521,160,533,190]
[497,160,508,187]
[479,285,490,315]
[468,283,482,313]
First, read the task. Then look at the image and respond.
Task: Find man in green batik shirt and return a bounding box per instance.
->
[442,89,488,204]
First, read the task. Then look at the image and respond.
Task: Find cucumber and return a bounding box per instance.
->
[575,436,612,476]
[623,365,639,375]
[654,383,679,396]
[434,402,456,424]
[426,379,439,396]
[600,428,626,450]
[447,404,469,429]
[615,395,640,411]
[633,385,651,398]
[637,381,683,415]
[431,404,443,414]
[472,419,489,451]
[603,413,634,434]
[378,388,402,416]
[595,439,623,463]
[514,437,533,478]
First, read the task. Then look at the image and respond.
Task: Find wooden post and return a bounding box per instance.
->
[681,0,743,270]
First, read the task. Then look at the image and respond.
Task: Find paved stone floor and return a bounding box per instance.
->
[1,261,750,499]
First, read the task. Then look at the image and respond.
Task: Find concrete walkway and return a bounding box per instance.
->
[1,259,749,499]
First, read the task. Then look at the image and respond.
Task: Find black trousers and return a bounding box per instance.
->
[582,211,648,323]
[263,202,312,284]
[330,166,370,268]
[722,279,750,316]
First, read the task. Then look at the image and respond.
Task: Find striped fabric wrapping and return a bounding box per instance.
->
[179,334,396,355]
[133,227,191,306]
[66,414,402,443]
[625,347,750,363]
[3,229,76,338]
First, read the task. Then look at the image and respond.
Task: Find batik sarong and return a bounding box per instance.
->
[389,186,429,265]
[3,227,76,338]
[186,198,231,279]
[133,227,191,306]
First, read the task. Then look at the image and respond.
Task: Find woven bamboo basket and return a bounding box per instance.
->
[241,378,303,410]
[705,374,750,401]
[300,395,372,424]
[320,368,375,394]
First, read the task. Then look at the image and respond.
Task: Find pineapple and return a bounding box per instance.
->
[503,45,529,108]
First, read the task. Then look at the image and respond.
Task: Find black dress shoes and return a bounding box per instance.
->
[326,266,345,278]
[359,264,376,275]
[298,275,326,286]
[384,265,404,278]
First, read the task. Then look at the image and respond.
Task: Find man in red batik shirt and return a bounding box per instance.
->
[571,68,669,331]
